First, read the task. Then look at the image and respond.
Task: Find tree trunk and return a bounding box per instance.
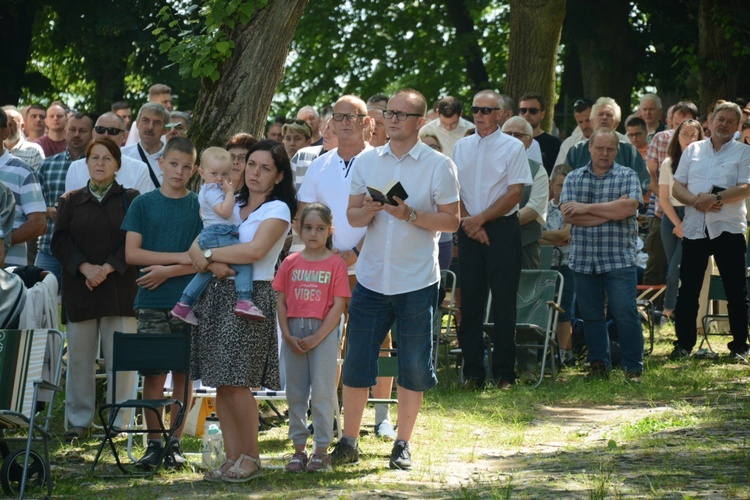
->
[0,1,42,105]
[443,0,491,92]
[698,0,742,113]
[505,0,566,132]
[190,0,308,152]
[562,0,645,129]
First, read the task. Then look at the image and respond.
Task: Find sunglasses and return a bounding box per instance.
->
[518,107,540,115]
[94,126,123,135]
[284,118,312,133]
[470,106,500,115]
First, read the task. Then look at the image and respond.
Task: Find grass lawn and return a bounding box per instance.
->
[6,323,750,499]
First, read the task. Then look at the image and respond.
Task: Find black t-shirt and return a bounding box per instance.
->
[535,131,562,175]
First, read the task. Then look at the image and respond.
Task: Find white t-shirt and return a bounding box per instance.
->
[350,141,460,295]
[199,183,239,227]
[236,200,291,281]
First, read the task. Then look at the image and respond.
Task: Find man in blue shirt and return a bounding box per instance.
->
[561,128,644,381]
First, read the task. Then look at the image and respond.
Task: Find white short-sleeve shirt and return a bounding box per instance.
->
[674,138,750,240]
[453,127,533,217]
[298,147,370,253]
[236,200,291,281]
[349,141,460,295]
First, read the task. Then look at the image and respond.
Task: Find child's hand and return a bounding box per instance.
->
[298,334,322,351]
[137,265,171,290]
[283,334,306,355]
[220,179,234,194]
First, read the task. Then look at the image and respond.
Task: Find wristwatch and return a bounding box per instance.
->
[407,207,417,223]
[204,248,213,264]
[714,193,722,204]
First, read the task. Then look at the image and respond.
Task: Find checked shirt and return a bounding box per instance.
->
[37,149,74,254]
[560,162,642,275]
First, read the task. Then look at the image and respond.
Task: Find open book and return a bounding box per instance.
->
[367,180,408,206]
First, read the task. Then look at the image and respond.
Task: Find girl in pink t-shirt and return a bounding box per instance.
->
[273,202,350,472]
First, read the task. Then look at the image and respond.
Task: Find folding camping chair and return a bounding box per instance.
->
[699,275,750,353]
[434,269,458,368]
[481,270,564,388]
[0,329,64,499]
[636,284,666,355]
[91,332,190,476]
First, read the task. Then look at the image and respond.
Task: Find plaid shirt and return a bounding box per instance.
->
[645,129,673,216]
[37,149,73,254]
[560,162,642,275]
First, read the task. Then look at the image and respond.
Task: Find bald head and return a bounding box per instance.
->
[94,112,127,145]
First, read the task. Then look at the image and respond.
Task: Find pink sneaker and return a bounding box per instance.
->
[170,302,199,325]
[234,300,266,321]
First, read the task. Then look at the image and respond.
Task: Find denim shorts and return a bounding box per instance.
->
[342,283,438,392]
[136,309,191,375]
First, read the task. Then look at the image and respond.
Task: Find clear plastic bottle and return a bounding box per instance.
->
[201,413,224,469]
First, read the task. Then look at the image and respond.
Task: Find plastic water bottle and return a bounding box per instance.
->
[201,414,224,470]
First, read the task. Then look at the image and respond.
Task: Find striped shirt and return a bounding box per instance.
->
[0,150,46,265]
[560,162,642,275]
[37,149,74,254]
[9,137,44,170]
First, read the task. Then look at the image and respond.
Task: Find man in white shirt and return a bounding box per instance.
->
[124,84,173,147]
[453,89,533,391]
[65,113,152,194]
[334,89,459,471]
[418,96,474,159]
[299,96,401,439]
[121,103,168,191]
[671,101,750,360]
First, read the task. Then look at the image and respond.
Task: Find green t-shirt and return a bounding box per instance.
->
[121,189,203,310]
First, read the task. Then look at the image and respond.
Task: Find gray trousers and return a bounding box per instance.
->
[66,316,136,428]
[282,317,340,450]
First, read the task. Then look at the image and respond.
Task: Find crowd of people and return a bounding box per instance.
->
[1,81,750,479]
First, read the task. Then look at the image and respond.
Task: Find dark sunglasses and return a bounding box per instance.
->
[284,119,312,134]
[94,126,123,135]
[518,107,540,115]
[470,106,500,115]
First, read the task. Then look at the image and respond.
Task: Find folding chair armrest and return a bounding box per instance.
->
[442,305,460,313]
[546,300,564,314]
[33,380,63,393]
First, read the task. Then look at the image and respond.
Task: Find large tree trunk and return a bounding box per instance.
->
[0,1,42,105]
[190,0,308,151]
[698,0,742,114]
[504,0,566,132]
[562,0,645,129]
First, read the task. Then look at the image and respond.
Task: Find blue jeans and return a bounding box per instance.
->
[181,224,253,305]
[660,207,684,312]
[34,250,62,293]
[343,283,438,392]
[573,266,643,373]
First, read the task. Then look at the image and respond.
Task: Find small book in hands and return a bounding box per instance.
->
[367,180,409,206]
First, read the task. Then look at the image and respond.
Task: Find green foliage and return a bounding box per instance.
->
[20,0,202,113]
[152,0,268,83]
[274,0,510,117]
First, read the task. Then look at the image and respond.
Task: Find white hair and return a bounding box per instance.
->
[640,93,662,109]
[502,116,533,136]
[592,97,622,123]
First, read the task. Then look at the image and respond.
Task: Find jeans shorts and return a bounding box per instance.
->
[342,283,438,392]
[136,308,191,375]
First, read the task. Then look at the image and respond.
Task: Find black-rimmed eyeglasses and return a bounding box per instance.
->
[383,110,422,122]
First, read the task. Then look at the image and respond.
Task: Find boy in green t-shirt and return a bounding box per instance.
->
[122,137,203,469]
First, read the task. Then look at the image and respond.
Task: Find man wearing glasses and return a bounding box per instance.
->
[336,89,459,470]
[65,113,152,195]
[35,112,94,281]
[453,90,533,391]
[519,92,561,175]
